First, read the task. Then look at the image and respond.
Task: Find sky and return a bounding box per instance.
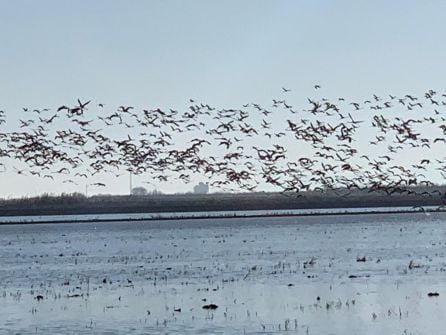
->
[1,1,446,197]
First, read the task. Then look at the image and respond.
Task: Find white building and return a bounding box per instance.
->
[193,182,209,194]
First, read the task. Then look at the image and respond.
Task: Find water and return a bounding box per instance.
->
[0,205,440,223]
[0,212,445,334]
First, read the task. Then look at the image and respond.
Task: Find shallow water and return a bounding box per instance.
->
[0,205,439,223]
[1,212,445,334]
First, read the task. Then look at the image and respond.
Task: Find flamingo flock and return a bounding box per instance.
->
[0,87,444,197]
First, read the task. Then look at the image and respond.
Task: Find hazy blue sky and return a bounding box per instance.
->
[1,1,445,197]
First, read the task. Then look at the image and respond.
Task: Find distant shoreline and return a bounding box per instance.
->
[0,186,446,222]
[1,207,445,225]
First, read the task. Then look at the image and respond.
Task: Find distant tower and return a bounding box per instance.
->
[129,172,133,195]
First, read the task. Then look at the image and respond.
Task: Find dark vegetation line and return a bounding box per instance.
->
[0,187,445,218]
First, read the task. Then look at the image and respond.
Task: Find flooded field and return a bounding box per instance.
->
[1,212,446,334]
